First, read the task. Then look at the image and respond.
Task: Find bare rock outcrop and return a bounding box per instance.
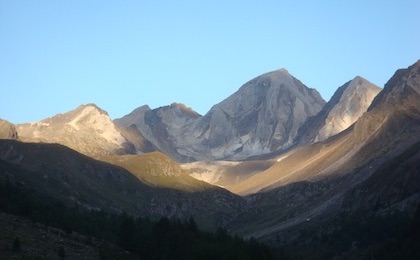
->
[184,69,325,160]
[296,76,381,144]
[0,119,19,140]
[117,69,326,161]
[17,104,133,158]
[115,103,201,161]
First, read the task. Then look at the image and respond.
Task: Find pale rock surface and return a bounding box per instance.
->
[0,119,19,140]
[116,69,326,161]
[17,104,133,158]
[183,69,326,160]
[316,76,381,142]
[115,103,201,161]
[296,76,381,144]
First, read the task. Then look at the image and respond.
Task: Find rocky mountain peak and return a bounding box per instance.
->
[17,104,132,158]
[182,69,326,160]
[115,68,327,161]
[350,60,420,145]
[314,76,381,142]
[277,68,290,74]
[133,105,151,113]
[65,104,115,132]
[0,119,19,140]
[170,102,201,117]
[75,103,109,116]
[115,103,202,162]
[369,59,420,111]
[296,76,381,144]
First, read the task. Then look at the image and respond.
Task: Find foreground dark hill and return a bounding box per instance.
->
[0,139,244,230]
[0,196,280,260]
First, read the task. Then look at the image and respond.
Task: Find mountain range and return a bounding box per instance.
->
[1,60,419,259]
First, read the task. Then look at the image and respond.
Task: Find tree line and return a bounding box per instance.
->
[0,179,289,259]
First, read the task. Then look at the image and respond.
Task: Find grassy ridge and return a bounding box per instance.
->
[102,152,216,192]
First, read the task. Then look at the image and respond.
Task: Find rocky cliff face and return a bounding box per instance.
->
[116,124,157,154]
[17,104,134,158]
[369,60,420,113]
[184,69,325,160]
[296,76,381,144]
[314,76,381,142]
[0,119,18,140]
[226,60,420,246]
[336,60,420,231]
[230,61,420,197]
[117,69,326,161]
[115,103,201,161]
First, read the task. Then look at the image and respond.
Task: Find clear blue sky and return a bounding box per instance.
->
[1,1,419,123]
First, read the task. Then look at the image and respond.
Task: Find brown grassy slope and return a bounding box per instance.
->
[0,140,245,230]
[0,140,154,215]
[101,152,216,192]
[181,159,275,190]
[231,61,420,196]
[227,60,420,241]
[230,130,360,195]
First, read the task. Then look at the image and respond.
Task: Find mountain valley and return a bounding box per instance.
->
[1,60,419,259]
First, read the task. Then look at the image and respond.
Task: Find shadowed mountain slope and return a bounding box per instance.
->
[226,60,420,247]
[1,61,419,259]
[0,139,245,230]
[116,123,157,153]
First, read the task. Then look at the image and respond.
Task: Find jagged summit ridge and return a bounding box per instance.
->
[1,61,419,259]
[222,61,420,245]
[314,76,381,142]
[115,102,202,161]
[16,103,133,158]
[0,119,19,140]
[295,76,381,144]
[8,66,388,163]
[369,59,420,111]
[115,68,326,161]
[182,68,326,160]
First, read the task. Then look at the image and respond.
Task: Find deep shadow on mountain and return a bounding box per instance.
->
[0,139,245,231]
[0,187,286,260]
